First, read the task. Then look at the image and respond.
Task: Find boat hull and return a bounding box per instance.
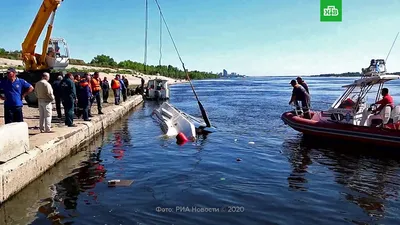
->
[281,111,400,148]
[153,102,197,140]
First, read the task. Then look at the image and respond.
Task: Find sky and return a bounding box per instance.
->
[1,0,400,76]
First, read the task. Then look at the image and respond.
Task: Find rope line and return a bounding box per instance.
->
[152,0,211,127]
[153,0,199,101]
[385,31,399,63]
[159,9,162,66]
[144,0,149,73]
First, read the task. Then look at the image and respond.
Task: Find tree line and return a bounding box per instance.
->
[0,48,219,80]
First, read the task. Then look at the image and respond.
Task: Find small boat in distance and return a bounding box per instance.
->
[153,102,208,142]
[145,78,170,100]
[281,59,400,148]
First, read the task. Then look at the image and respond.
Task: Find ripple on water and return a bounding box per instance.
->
[8,77,400,225]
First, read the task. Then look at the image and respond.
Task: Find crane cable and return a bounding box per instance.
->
[385,31,399,63]
[153,0,211,128]
[159,9,162,67]
[144,0,149,74]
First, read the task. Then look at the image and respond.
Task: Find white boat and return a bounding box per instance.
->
[153,102,208,141]
[145,78,170,100]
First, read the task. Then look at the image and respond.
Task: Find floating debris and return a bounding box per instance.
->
[220,178,225,181]
[236,158,242,162]
[248,141,255,145]
[107,180,134,187]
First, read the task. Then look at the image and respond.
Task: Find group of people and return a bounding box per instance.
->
[289,76,311,119]
[51,72,129,128]
[288,76,395,121]
[0,67,132,132]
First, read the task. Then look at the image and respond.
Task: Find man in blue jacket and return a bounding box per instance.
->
[76,76,92,121]
[0,67,34,124]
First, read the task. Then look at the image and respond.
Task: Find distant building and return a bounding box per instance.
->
[223,69,228,76]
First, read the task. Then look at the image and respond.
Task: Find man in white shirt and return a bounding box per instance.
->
[35,72,55,132]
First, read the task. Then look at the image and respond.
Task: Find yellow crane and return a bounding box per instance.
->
[21,0,69,72]
[17,0,71,106]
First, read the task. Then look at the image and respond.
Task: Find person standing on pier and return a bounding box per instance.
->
[52,75,63,118]
[73,74,81,117]
[111,74,125,105]
[84,73,93,117]
[90,72,103,114]
[60,73,77,127]
[119,75,127,101]
[0,67,34,124]
[102,77,110,103]
[141,77,145,94]
[35,72,55,133]
[77,76,92,121]
[121,76,129,101]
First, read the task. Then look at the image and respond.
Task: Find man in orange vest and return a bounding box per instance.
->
[111,74,125,105]
[90,72,103,115]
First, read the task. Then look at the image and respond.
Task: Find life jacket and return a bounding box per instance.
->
[80,81,89,88]
[91,77,101,92]
[112,79,121,89]
[77,80,91,101]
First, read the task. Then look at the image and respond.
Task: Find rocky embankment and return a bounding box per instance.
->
[0,58,187,85]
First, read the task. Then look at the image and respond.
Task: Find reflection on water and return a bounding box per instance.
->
[283,135,400,223]
[0,131,107,225]
[35,137,107,224]
[32,116,134,225]
[284,135,313,192]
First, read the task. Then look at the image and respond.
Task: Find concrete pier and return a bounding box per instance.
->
[0,122,29,163]
[0,95,143,204]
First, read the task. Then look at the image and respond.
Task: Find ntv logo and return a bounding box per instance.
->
[320,0,342,22]
[323,6,339,17]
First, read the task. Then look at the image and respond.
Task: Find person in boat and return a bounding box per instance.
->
[289,79,311,119]
[339,98,356,109]
[372,88,394,114]
[296,77,309,94]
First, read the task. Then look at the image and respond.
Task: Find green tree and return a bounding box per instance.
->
[90,54,117,67]
[0,46,220,80]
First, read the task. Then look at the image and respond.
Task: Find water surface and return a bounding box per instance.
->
[2,76,400,225]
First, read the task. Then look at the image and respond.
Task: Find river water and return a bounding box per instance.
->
[2,76,400,225]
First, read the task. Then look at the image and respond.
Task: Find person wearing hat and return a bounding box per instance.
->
[289,79,311,119]
[0,67,34,124]
[296,76,309,94]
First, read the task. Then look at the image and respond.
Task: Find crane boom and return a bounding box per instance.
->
[21,0,62,71]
